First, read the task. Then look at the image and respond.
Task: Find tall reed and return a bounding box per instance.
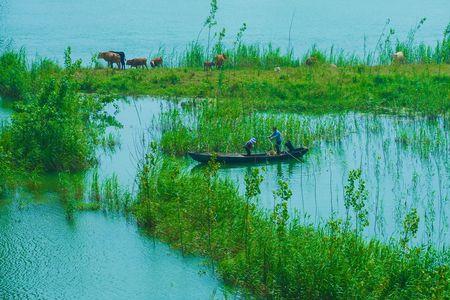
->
[134,153,450,299]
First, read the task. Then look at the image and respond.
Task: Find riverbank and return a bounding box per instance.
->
[1,48,450,115]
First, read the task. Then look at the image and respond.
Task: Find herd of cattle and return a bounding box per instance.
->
[97,51,163,69]
[97,51,227,70]
[97,50,406,70]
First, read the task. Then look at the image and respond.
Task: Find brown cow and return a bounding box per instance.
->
[150,57,163,68]
[214,54,227,69]
[126,57,148,69]
[304,56,318,66]
[203,61,215,71]
[98,51,122,69]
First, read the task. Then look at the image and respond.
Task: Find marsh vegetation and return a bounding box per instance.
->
[0,8,450,298]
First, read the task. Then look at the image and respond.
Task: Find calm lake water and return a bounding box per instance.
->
[0,200,227,299]
[0,98,235,299]
[1,0,449,63]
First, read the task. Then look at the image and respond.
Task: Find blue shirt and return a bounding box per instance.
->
[269,130,282,144]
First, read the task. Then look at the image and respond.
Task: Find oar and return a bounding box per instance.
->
[270,138,304,163]
[285,149,303,163]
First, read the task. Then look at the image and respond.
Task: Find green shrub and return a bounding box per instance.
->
[0,75,116,172]
[0,49,30,100]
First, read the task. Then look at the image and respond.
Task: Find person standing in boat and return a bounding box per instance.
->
[268,127,282,154]
[244,137,257,156]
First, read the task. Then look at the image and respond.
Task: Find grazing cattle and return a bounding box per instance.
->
[305,56,318,66]
[126,57,148,68]
[214,54,227,69]
[204,61,215,71]
[109,51,126,69]
[392,51,405,64]
[274,66,281,72]
[98,52,121,69]
[150,57,163,68]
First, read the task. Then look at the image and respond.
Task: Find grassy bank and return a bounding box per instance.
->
[1,22,450,115]
[134,153,450,298]
[77,64,450,114]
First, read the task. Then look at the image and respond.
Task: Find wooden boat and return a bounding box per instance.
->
[188,147,308,164]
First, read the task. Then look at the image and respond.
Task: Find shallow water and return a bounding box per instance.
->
[1,0,449,63]
[0,98,233,299]
[97,97,171,186]
[216,113,450,247]
[0,199,227,299]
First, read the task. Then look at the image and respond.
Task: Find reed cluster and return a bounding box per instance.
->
[157,100,348,155]
[134,152,450,298]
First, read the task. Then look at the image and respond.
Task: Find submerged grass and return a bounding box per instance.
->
[158,100,347,155]
[134,152,450,299]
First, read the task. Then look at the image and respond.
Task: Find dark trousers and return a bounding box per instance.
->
[244,145,251,156]
[275,142,281,154]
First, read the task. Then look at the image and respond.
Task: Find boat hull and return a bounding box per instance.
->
[188,147,308,164]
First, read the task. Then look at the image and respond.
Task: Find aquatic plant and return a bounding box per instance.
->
[57,172,98,219]
[0,48,62,101]
[158,101,349,155]
[243,167,264,263]
[0,49,118,172]
[88,170,133,213]
[134,153,450,299]
[179,20,450,68]
[400,208,420,250]
[344,169,369,234]
[0,49,30,100]
[101,174,132,212]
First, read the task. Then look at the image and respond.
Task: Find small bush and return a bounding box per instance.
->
[0,49,30,100]
[0,74,116,172]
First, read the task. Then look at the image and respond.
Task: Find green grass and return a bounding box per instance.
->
[72,64,450,115]
[0,49,61,101]
[157,100,347,155]
[134,154,450,299]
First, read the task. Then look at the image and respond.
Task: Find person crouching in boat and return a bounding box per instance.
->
[244,137,257,156]
[268,127,282,154]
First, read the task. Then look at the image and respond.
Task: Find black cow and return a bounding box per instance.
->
[109,51,126,69]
